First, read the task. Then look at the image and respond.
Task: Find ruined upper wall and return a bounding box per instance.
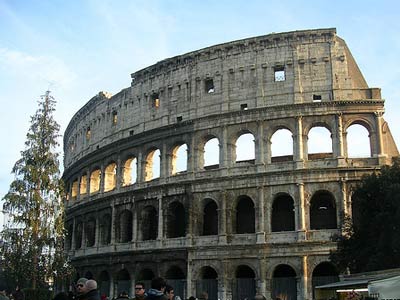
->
[64,28,382,168]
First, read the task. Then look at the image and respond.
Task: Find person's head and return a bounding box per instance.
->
[151,277,166,292]
[200,291,208,300]
[135,282,145,297]
[86,279,97,292]
[76,278,89,295]
[165,285,174,300]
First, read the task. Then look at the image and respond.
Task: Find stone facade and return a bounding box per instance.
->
[63,28,399,300]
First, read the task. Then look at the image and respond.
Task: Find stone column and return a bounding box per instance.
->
[109,276,114,299]
[255,121,265,165]
[161,143,168,179]
[81,219,86,250]
[258,259,267,296]
[95,215,100,247]
[302,256,310,300]
[132,205,137,244]
[137,152,143,183]
[220,125,229,168]
[295,116,305,167]
[71,218,76,250]
[219,190,227,243]
[187,135,195,173]
[100,164,105,193]
[111,204,116,244]
[158,196,164,239]
[297,183,307,241]
[375,111,385,156]
[257,187,266,243]
[336,114,344,158]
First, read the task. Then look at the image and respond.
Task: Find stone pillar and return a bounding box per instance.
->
[219,190,227,243]
[158,196,164,239]
[100,164,105,193]
[187,257,193,298]
[255,121,265,165]
[95,215,100,247]
[81,219,86,250]
[132,205,137,243]
[220,125,229,168]
[375,111,385,156]
[259,259,267,296]
[137,152,143,183]
[336,114,344,158]
[221,260,232,300]
[161,143,168,179]
[187,135,195,173]
[257,187,266,243]
[109,276,114,298]
[295,116,305,167]
[115,157,122,191]
[111,204,116,244]
[302,256,310,300]
[71,218,76,250]
[297,183,307,241]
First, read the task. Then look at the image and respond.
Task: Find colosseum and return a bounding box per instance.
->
[63,28,399,300]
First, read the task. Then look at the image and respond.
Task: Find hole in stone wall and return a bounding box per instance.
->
[274,67,285,82]
[205,78,215,93]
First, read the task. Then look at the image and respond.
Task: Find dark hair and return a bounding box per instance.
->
[151,277,166,290]
[165,285,174,294]
[135,282,145,289]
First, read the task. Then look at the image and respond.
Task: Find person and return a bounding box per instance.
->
[81,279,100,300]
[75,278,89,299]
[133,282,146,300]
[12,286,24,300]
[0,284,9,300]
[165,285,174,300]
[198,292,208,300]
[115,291,129,300]
[145,277,167,300]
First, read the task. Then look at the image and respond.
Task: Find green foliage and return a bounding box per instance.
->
[330,158,400,273]
[1,91,71,289]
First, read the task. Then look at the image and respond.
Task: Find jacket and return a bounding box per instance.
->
[145,289,168,300]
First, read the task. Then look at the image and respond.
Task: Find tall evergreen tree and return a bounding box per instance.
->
[1,91,69,289]
[330,158,400,273]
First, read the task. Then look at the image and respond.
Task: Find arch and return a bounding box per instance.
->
[80,174,88,195]
[123,157,137,186]
[172,143,188,174]
[235,132,255,162]
[166,265,185,279]
[204,137,219,168]
[104,162,117,192]
[271,128,294,162]
[99,270,110,298]
[202,199,218,236]
[236,196,255,234]
[196,266,218,300]
[141,205,158,241]
[272,264,297,300]
[167,201,186,238]
[90,168,101,194]
[307,126,333,159]
[116,269,131,296]
[75,222,83,249]
[312,262,339,299]
[346,123,371,157]
[137,268,155,290]
[71,179,79,198]
[310,190,337,230]
[145,148,161,181]
[234,265,256,300]
[271,194,295,232]
[99,214,111,245]
[165,265,186,300]
[85,217,96,247]
[118,209,133,243]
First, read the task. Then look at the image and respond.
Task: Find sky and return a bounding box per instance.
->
[1,0,400,228]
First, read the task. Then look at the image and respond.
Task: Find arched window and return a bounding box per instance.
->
[99,271,110,298]
[196,267,218,300]
[80,175,87,195]
[90,169,101,194]
[312,263,339,299]
[172,144,188,174]
[104,163,117,192]
[123,157,137,186]
[202,200,218,236]
[167,202,186,238]
[271,194,295,232]
[71,179,79,198]
[236,196,255,234]
[272,265,297,300]
[75,222,83,249]
[165,266,185,300]
[310,191,337,230]
[271,129,293,162]
[85,217,96,247]
[308,126,332,159]
[346,124,371,157]
[141,206,158,241]
[145,149,161,181]
[204,137,219,169]
[137,269,155,291]
[235,133,255,162]
[118,210,133,243]
[116,269,131,297]
[234,265,256,300]
[99,214,111,245]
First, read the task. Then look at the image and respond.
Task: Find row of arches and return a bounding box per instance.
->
[66,190,337,249]
[67,123,372,199]
[80,262,338,300]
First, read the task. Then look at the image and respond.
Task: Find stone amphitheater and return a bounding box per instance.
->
[63,28,399,300]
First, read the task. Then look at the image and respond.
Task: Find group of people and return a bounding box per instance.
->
[0,285,24,300]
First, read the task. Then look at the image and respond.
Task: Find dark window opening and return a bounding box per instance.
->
[312,263,339,299]
[112,111,118,125]
[313,94,322,102]
[129,130,134,136]
[240,104,248,111]
[202,201,218,236]
[100,214,111,245]
[86,127,91,140]
[167,202,186,238]
[205,78,215,93]
[236,196,255,234]
[271,194,295,232]
[75,222,83,249]
[234,266,256,300]
[310,191,337,230]
[151,93,160,108]
[274,67,285,82]
[141,206,158,241]
[85,219,96,247]
[119,210,133,243]
[177,116,183,122]
[272,265,297,300]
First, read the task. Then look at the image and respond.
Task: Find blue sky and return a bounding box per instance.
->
[1,0,400,228]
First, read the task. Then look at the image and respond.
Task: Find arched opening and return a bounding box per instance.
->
[166,266,186,300]
[167,202,186,238]
[104,162,117,192]
[312,262,339,299]
[118,210,133,243]
[141,206,158,241]
[99,270,110,298]
[116,269,131,297]
[235,133,255,163]
[85,218,96,247]
[90,169,101,194]
[236,196,255,234]
[172,143,188,174]
[308,126,333,159]
[272,264,297,300]
[310,191,337,230]
[145,149,161,181]
[75,222,83,249]
[271,194,295,232]
[271,128,293,162]
[137,268,155,291]
[99,214,111,245]
[234,265,256,300]
[196,266,218,300]
[202,200,218,236]
[346,124,371,157]
[204,137,219,169]
[71,180,79,199]
[80,175,87,195]
[123,157,137,186]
